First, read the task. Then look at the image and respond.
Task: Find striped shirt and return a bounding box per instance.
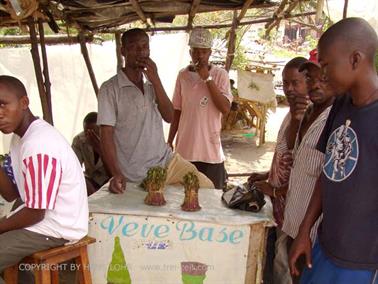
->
[268,112,292,228]
[282,106,331,242]
[11,119,88,241]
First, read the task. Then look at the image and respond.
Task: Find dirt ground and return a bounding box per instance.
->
[223,105,289,184]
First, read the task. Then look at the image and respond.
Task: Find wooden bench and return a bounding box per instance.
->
[4,236,96,284]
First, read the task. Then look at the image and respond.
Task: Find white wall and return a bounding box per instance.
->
[0,32,191,153]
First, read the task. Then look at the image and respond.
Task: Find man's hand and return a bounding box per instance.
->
[293,95,310,121]
[138,58,160,84]
[86,129,101,154]
[248,172,268,185]
[254,181,273,197]
[195,61,210,81]
[289,231,313,276]
[109,174,126,194]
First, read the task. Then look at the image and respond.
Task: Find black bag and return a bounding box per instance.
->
[222,183,266,212]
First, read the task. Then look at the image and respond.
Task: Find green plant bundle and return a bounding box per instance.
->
[144,166,167,188]
[183,172,199,189]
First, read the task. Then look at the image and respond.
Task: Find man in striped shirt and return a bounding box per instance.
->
[282,58,335,283]
[250,57,308,284]
[0,76,88,284]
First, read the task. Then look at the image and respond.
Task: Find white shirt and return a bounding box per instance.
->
[10,119,88,241]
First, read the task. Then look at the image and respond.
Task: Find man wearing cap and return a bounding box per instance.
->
[281,57,334,283]
[98,28,213,193]
[168,28,232,189]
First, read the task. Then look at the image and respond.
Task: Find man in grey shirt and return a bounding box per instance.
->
[98,28,213,193]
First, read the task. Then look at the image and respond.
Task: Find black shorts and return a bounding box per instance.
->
[191,161,227,189]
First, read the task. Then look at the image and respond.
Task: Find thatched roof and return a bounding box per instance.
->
[0,0,291,32]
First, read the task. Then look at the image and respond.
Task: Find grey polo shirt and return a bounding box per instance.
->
[97,70,173,182]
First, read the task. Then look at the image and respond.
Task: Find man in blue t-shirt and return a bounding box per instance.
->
[289,18,378,284]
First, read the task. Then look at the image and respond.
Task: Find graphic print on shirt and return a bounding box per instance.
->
[323,119,359,182]
[199,96,208,107]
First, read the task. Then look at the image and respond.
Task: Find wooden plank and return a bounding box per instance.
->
[187,0,201,29]
[129,0,149,25]
[27,17,53,125]
[245,223,268,284]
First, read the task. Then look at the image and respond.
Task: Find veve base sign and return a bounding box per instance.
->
[88,214,251,284]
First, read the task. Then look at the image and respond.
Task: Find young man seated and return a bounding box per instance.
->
[0,75,88,284]
[72,112,110,195]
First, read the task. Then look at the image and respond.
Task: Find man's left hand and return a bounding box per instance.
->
[195,61,210,81]
[139,58,159,83]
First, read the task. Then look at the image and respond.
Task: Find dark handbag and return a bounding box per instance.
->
[222,183,266,212]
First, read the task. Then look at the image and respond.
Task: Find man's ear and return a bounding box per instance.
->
[20,96,29,110]
[350,50,362,70]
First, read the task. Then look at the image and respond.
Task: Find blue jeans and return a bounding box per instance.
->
[301,241,378,284]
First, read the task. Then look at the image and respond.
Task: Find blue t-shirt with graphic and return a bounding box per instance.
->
[317,94,378,270]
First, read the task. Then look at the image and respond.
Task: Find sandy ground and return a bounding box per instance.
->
[223,105,289,183]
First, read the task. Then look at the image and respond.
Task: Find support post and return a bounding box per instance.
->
[27,17,53,125]
[38,19,53,125]
[79,33,99,97]
[115,32,123,72]
[225,11,238,72]
[343,0,349,19]
[187,0,201,30]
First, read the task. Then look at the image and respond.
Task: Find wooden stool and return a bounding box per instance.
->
[4,236,96,284]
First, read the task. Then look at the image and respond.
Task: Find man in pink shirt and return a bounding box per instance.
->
[168,28,233,189]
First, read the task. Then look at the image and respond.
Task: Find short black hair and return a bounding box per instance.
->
[0,75,27,98]
[319,17,378,62]
[83,112,97,125]
[283,57,308,71]
[121,28,148,45]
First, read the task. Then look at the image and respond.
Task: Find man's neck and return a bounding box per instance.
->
[123,66,143,85]
[15,111,37,137]
[350,71,378,107]
[312,97,334,115]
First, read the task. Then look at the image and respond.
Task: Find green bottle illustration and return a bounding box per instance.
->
[181,262,207,284]
[107,236,131,284]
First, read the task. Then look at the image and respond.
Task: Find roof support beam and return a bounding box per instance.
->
[129,0,149,26]
[237,0,255,23]
[187,0,201,30]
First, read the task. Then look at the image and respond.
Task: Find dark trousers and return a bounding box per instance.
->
[191,161,227,189]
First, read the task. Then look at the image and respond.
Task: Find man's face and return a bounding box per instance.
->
[304,65,334,105]
[0,84,27,134]
[318,42,352,96]
[122,33,150,70]
[189,47,211,67]
[282,67,307,107]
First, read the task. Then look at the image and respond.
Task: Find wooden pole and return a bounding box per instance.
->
[129,0,149,26]
[141,11,316,32]
[79,33,99,97]
[225,11,238,72]
[38,19,53,125]
[343,0,349,19]
[0,34,96,45]
[115,32,123,71]
[187,0,201,30]
[27,17,53,125]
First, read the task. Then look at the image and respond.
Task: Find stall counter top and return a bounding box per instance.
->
[89,183,274,226]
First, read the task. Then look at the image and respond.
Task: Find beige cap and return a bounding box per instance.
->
[189,28,212,49]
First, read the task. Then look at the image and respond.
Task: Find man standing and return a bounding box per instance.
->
[168,28,232,189]
[98,28,213,193]
[72,112,110,195]
[281,59,334,283]
[0,76,88,283]
[289,18,378,284]
[251,57,308,284]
